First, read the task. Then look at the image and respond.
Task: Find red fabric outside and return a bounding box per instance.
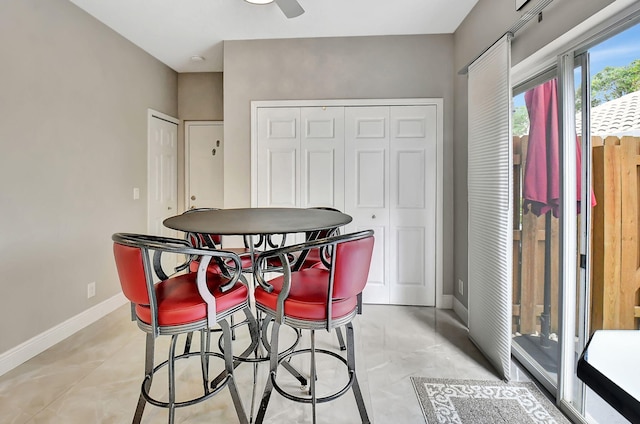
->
[255,268,357,321]
[523,79,596,217]
[135,273,248,326]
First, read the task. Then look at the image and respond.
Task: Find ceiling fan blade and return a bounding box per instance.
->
[274,0,304,18]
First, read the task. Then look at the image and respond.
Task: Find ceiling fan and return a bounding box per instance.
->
[246,0,305,18]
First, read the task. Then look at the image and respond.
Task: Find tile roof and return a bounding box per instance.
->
[578,90,640,137]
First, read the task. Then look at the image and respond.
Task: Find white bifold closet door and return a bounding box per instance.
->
[345,105,437,306]
[467,34,513,380]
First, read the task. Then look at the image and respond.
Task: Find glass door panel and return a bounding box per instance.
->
[512,76,561,394]
[579,22,640,424]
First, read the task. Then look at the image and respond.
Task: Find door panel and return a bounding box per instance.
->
[345,106,390,304]
[356,150,386,207]
[148,115,178,237]
[305,150,335,206]
[396,227,425,286]
[257,108,300,208]
[268,149,297,207]
[300,107,344,211]
[366,224,387,291]
[397,150,425,208]
[186,122,223,210]
[390,105,436,305]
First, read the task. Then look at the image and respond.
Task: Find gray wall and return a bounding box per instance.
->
[223,34,456,296]
[0,0,177,353]
[452,0,616,308]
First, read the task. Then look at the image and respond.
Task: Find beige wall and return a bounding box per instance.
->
[452,0,617,308]
[176,73,224,210]
[0,0,177,353]
[223,34,456,295]
[178,72,223,120]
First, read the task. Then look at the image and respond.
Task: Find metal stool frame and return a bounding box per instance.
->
[112,232,258,424]
[252,230,374,424]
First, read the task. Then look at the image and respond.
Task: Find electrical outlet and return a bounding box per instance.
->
[458,279,464,296]
[87,282,96,298]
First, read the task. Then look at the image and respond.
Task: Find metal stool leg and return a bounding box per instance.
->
[167,334,179,424]
[210,307,260,389]
[310,329,317,424]
[260,318,308,387]
[220,319,249,424]
[346,323,370,424]
[255,321,281,423]
[133,332,154,424]
[231,314,236,340]
[199,329,210,395]
[334,327,347,351]
[183,331,194,354]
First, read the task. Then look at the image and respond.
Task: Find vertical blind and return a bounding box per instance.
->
[467,34,513,380]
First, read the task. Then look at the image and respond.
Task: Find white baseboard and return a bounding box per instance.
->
[0,293,127,377]
[438,294,453,309]
[453,296,469,326]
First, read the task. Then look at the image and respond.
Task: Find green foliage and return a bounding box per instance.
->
[590,59,640,106]
[512,105,529,136]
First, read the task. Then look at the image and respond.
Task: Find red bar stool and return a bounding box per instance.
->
[252,230,375,424]
[112,233,258,424]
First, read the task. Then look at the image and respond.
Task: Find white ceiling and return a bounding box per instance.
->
[69,0,479,72]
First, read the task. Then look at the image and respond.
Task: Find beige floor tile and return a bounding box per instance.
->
[3,304,520,424]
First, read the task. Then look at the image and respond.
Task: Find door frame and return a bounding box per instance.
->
[250,98,446,308]
[147,109,179,234]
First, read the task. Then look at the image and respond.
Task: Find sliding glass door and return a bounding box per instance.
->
[563,22,640,424]
[512,17,640,424]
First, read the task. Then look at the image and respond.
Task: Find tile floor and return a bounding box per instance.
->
[0,305,535,423]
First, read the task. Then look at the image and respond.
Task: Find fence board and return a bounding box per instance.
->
[591,137,621,330]
[620,136,640,329]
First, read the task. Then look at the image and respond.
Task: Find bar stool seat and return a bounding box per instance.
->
[254,269,358,321]
[134,272,248,326]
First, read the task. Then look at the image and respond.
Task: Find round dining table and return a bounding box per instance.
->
[163,207,352,236]
[163,207,353,418]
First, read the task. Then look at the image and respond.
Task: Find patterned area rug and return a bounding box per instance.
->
[411,378,571,424]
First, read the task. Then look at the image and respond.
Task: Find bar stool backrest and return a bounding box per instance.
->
[332,235,374,300]
[113,243,150,306]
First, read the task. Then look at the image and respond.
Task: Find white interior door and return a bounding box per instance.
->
[147,111,178,237]
[389,105,437,306]
[345,106,391,304]
[185,121,224,210]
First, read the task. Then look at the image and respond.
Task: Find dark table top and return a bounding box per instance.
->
[163,207,352,236]
[577,330,640,424]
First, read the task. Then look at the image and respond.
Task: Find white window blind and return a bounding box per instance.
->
[467,34,513,380]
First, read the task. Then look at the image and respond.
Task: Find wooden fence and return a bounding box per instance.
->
[591,136,640,331]
[512,135,640,335]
